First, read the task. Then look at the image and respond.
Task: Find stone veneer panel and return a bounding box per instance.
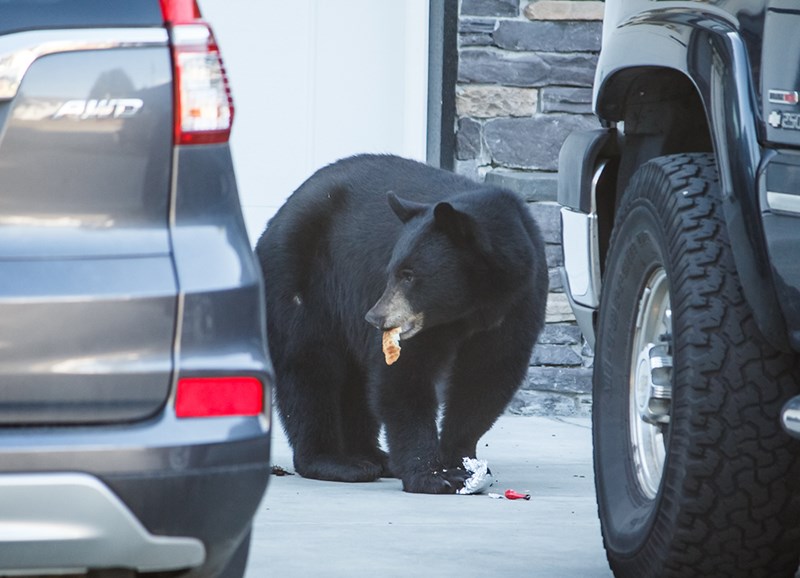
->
[454,0,600,415]
[456,85,539,118]
[524,0,605,22]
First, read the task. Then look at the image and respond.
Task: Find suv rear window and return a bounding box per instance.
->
[0,0,162,35]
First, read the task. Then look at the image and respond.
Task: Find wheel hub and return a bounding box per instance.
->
[635,343,672,425]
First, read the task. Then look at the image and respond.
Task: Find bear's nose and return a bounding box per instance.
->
[365,306,386,330]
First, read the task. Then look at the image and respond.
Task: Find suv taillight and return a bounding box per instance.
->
[175,377,264,418]
[160,0,234,145]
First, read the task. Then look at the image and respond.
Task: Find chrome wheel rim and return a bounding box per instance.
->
[629,267,673,500]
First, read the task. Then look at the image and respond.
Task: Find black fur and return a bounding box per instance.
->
[256,154,548,494]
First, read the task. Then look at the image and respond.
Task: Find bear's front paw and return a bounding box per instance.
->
[401,466,470,494]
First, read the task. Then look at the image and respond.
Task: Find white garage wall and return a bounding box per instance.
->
[199,0,430,245]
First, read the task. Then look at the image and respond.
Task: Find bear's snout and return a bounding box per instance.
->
[365,298,404,331]
[365,304,388,330]
[365,287,423,339]
[365,285,407,331]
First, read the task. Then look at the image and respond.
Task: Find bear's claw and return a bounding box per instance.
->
[401,467,470,494]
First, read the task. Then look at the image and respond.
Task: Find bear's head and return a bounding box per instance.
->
[365,192,492,340]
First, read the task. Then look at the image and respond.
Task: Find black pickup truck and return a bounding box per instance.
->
[559,1,800,576]
[0,1,272,576]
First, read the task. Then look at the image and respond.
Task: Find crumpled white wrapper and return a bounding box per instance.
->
[456,457,494,495]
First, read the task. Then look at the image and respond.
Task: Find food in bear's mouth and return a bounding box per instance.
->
[382,327,401,365]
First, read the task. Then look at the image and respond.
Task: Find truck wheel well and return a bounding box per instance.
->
[596,67,713,274]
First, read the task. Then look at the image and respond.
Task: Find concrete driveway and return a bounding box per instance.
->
[245,415,612,577]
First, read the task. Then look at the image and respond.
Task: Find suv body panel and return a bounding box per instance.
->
[2,47,173,258]
[0,1,272,573]
[0,34,176,424]
[559,0,800,352]
[171,145,270,378]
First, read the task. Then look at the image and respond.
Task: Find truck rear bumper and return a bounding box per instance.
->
[760,150,800,351]
[558,129,615,349]
[560,211,600,349]
[781,395,800,439]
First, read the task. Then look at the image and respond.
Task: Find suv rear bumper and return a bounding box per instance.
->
[0,409,270,575]
[0,473,204,574]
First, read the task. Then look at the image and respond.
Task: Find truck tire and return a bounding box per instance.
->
[594,153,800,577]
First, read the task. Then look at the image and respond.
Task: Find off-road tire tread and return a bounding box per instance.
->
[596,153,800,577]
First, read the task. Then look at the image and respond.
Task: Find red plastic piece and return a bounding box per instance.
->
[504,489,531,500]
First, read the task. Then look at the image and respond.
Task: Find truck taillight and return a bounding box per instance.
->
[160,0,234,145]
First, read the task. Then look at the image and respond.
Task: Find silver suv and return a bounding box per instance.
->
[0,1,272,576]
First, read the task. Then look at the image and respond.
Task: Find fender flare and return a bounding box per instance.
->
[590,8,790,350]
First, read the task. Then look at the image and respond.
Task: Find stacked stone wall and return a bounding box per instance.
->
[454,0,604,416]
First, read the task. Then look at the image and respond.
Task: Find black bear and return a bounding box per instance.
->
[256,154,548,494]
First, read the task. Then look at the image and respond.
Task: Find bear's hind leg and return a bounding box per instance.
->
[275,349,383,483]
[340,364,393,478]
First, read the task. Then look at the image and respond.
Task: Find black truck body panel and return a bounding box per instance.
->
[559,0,800,352]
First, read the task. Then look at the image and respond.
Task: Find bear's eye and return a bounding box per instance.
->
[398,269,415,284]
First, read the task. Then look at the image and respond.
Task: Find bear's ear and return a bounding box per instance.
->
[433,202,475,245]
[388,192,426,223]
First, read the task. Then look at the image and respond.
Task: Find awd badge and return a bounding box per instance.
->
[52,98,144,120]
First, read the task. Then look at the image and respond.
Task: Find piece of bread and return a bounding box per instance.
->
[382,328,401,365]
